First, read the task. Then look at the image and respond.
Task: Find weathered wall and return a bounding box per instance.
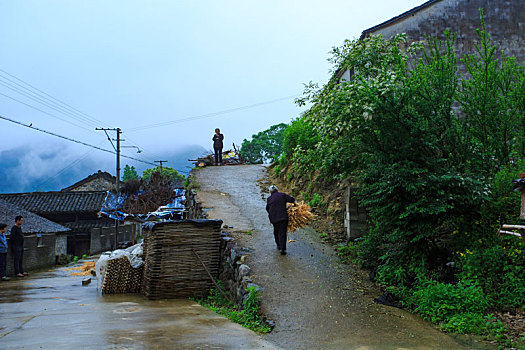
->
[344,186,368,239]
[55,233,67,256]
[365,0,525,67]
[186,188,203,219]
[6,234,56,276]
[218,233,260,307]
[71,178,114,192]
[90,224,133,255]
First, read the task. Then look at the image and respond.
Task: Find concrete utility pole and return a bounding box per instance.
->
[96,127,122,249]
[155,160,168,175]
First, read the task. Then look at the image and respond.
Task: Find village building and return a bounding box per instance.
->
[336,0,525,82]
[0,198,69,275]
[61,170,116,192]
[0,191,112,256]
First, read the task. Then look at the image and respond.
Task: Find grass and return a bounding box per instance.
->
[193,283,271,334]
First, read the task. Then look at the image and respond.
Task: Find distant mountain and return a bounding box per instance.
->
[0,143,207,193]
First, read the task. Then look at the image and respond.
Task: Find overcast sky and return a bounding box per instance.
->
[0,0,424,190]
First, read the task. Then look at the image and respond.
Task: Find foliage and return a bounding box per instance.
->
[261,11,525,343]
[122,164,139,182]
[195,283,271,334]
[410,280,488,323]
[240,123,288,164]
[336,241,359,264]
[142,166,185,182]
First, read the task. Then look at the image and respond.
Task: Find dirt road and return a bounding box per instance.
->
[195,164,492,350]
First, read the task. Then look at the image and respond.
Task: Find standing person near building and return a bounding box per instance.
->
[10,216,27,277]
[266,185,295,255]
[0,223,9,281]
[212,128,224,166]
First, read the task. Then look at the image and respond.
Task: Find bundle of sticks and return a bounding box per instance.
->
[287,201,316,233]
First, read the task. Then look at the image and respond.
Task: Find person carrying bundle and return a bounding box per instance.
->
[266,185,294,255]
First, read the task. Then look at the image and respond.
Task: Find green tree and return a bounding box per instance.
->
[240,123,287,164]
[142,166,185,182]
[460,14,525,173]
[122,164,139,182]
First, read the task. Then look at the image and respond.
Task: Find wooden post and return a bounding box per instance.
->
[520,189,525,220]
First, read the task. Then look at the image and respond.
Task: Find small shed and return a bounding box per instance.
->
[141,219,223,299]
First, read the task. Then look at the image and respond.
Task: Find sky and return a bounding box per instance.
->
[0,0,425,192]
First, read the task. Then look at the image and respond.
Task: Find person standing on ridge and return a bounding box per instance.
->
[266,185,295,255]
[10,216,27,277]
[212,128,224,166]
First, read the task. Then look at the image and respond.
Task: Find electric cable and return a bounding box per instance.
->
[0,68,107,127]
[126,94,298,132]
[0,79,99,128]
[0,114,157,166]
[0,91,96,133]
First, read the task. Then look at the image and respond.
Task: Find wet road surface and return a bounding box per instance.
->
[195,165,494,350]
[0,263,277,349]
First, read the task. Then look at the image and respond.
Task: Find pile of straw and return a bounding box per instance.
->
[287,201,316,233]
[65,261,96,276]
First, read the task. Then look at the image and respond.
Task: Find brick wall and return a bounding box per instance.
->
[365,0,525,69]
[6,234,56,276]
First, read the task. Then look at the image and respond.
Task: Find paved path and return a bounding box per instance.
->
[195,165,492,350]
[0,263,277,349]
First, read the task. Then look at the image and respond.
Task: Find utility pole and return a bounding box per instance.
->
[96,127,122,249]
[155,160,168,175]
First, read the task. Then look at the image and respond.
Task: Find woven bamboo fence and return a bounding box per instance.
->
[141,219,223,299]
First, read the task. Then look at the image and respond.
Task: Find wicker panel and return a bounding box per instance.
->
[142,219,223,299]
[101,256,143,294]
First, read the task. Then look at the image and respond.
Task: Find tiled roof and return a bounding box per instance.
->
[0,199,70,234]
[0,191,108,215]
[61,170,115,191]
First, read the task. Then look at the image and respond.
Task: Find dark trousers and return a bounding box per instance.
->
[12,245,23,275]
[272,220,288,251]
[214,147,223,165]
[0,252,6,277]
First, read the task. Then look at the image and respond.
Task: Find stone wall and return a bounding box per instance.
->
[218,233,260,308]
[344,186,368,240]
[6,234,56,276]
[186,188,203,219]
[364,0,525,70]
[89,224,133,255]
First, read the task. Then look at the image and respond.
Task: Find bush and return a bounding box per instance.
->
[411,280,488,323]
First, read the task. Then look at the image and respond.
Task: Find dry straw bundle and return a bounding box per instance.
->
[287,201,316,233]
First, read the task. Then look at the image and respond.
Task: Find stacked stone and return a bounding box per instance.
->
[218,233,260,306]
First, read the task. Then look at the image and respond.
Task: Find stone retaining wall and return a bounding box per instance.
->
[218,233,260,307]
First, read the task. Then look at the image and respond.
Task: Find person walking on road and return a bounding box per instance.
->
[10,216,27,277]
[266,185,294,255]
[0,223,10,281]
[212,128,224,166]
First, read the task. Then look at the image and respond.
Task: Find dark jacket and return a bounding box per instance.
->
[213,133,224,149]
[266,191,295,224]
[9,225,24,248]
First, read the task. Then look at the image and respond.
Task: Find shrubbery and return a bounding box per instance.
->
[269,11,525,344]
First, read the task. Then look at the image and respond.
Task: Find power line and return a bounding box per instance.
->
[0,79,99,128]
[0,91,95,133]
[0,114,156,166]
[126,94,298,132]
[0,68,108,127]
